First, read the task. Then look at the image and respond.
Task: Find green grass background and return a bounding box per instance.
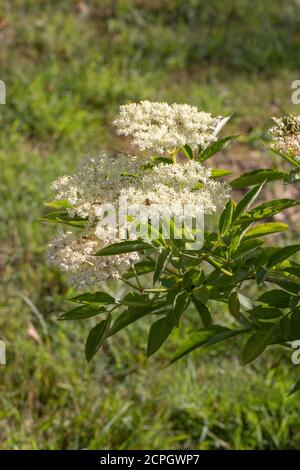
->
[1,0,300,449]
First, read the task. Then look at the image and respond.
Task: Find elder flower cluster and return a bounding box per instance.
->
[269,115,300,160]
[47,101,230,289]
[51,153,146,219]
[121,161,230,220]
[47,231,139,290]
[113,101,222,154]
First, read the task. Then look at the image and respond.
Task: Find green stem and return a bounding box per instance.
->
[172,147,179,164]
[107,304,121,313]
[121,277,142,291]
[131,262,144,290]
[144,288,167,293]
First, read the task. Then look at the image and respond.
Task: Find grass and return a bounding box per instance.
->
[1,0,300,450]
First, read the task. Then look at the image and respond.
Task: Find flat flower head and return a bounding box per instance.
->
[47,230,139,290]
[47,104,230,289]
[51,152,146,218]
[113,101,223,154]
[121,161,230,219]
[269,115,300,158]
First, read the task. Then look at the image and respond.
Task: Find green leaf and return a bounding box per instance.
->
[219,199,234,235]
[228,291,240,318]
[44,199,69,210]
[288,379,300,397]
[199,135,238,162]
[182,269,203,290]
[240,199,299,223]
[231,169,288,189]
[232,239,265,258]
[59,305,106,321]
[291,309,300,334]
[108,308,150,337]
[238,293,254,310]
[70,292,115,304]
[122,260,155,279]
[282,266,300,278]
[153,248,171,283]
[269,146,300,169]
[85,314,112,362]
[257,289,292,308]
[290,295,300,309]
[146,316,173,357]
[41,210,86,227]
[192,286,209,303]
[279,309,300,341]
[96,240,153,256]
[269,277,300,294]
[249,306,282,319]
[211,169,233,179]
[242,324,277,364]
[152,156,172,165]
[243,222,288,240]
[121,292,152,307]
[279,315,293,340]
[191,295,212,327]
[181,144,194,160]
[267,244,300,268]
[170,326,242,363]
[253,247,279,268]
[172,292,190,326]
[256,267,267,286]
[232,182,265,223]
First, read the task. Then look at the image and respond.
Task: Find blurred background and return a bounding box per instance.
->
[1,0,300,450]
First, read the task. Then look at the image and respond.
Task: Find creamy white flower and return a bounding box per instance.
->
[113,101,222,154]
[121,161,230,219]
[47,114,230,290]
[269,115,300,158]
[142,160,213,189]
[47,230,139,290]
[51,152,146,219]
[48,153,147,289]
